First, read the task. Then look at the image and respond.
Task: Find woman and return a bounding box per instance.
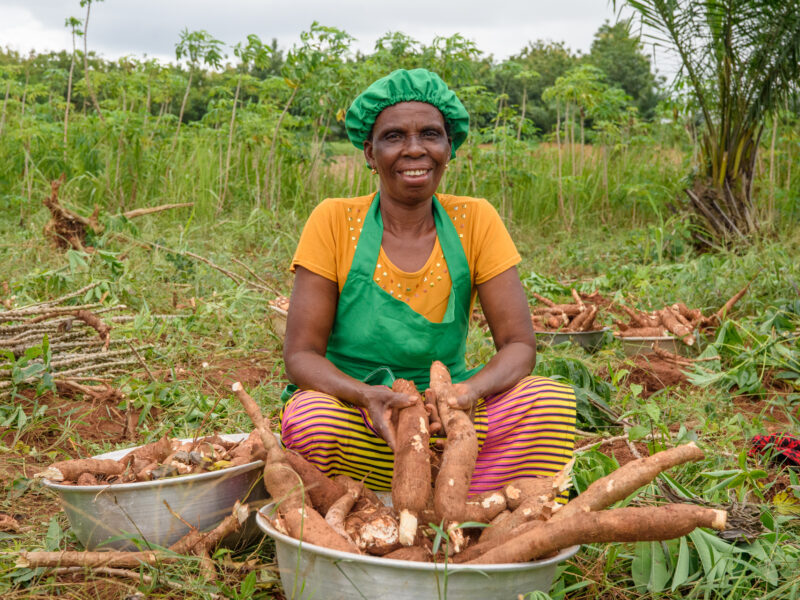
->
[281,69,575,494]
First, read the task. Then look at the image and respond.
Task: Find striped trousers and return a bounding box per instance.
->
[280,375,576,495]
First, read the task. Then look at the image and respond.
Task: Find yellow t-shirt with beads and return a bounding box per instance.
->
[291,193,521,323]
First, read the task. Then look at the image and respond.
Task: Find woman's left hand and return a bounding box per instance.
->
[449,382,479,411]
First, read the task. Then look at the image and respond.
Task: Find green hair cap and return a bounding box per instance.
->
[345,68,469,159]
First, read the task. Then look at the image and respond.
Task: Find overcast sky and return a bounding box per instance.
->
[0,0,668,71]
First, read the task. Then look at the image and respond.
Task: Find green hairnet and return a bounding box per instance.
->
[345,68,469,159]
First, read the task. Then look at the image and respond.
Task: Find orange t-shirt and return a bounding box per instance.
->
[291,193,521,323]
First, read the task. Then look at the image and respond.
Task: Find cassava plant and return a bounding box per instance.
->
[620,0,800,246]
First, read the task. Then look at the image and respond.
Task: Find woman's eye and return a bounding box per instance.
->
[385,132,401,141]
[422,130,441,138]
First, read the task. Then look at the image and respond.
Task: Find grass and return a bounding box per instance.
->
[1,141,799,599]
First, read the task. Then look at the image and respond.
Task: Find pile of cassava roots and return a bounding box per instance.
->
[530,290,602,333]
[235,361,728,564]
[35,433,266,485]
[613,277,753,347]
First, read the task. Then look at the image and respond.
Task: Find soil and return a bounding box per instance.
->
[626,355,689,397]
[0,389,141,451]
[731,396,797,434]
[162,356,273,395]
[576,437,650,466]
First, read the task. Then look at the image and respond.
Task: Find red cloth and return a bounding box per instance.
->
[749,433,800,467]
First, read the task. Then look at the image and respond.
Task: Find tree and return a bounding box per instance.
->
[79,0,105,122]
[543,65,623,229]
[586,20,661,118]
[622,0,800,245]
[63,16,82,158]
[174,29,224,144]
[219,35,270,209]
[505,41,578,133]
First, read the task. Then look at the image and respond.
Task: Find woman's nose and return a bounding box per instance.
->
[403,134,426,156]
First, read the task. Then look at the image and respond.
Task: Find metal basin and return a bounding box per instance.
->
[535,328,609,352]
[619,335,689,357]
[42,433,265,551]
[256,504,579,600]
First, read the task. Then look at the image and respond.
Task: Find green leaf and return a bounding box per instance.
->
[688,529,714,576]
[631,541,651,590]
[45,517,63,551]
[239,571,256,598]
[628,424,650,441]
[671,536,692,591]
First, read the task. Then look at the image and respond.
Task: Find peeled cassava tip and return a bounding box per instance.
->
[231,381,243,392]
[34,467,64,481]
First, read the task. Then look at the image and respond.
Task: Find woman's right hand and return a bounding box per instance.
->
[362,385,417,452]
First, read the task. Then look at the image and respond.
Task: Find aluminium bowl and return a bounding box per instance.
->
[535,328,610,352]
[256,504,580,600]
[618,335,690,357]
[42,432,265,551]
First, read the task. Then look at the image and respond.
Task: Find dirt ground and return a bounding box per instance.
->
[625,354,689,397]
[577,437,651,465]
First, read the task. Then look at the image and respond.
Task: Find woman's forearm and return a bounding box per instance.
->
[464,341,536,401]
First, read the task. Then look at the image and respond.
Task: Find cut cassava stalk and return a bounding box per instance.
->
[467,504,727,564]
[391,378,432,546]
[430,361,478,524]
[712,273,758,323]
[231,381,360,554]
[16,550,171,568]
[552,443,704,521]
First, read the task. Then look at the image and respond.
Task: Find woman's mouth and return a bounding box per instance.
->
[400,169,430,177]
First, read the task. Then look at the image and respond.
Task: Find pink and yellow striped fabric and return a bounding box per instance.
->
[280,375,576,496]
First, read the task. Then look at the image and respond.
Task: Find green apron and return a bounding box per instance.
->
[282,192,481,401]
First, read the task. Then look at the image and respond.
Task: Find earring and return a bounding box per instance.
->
[371,167,377,175]
[445,163,450,170]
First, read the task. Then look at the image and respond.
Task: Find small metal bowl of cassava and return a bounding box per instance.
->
[255,504,579,600]
[41,433,266,551]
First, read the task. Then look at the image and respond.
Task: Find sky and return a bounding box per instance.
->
[0,0,669,72]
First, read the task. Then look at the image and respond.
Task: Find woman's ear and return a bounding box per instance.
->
[363,140,374,168]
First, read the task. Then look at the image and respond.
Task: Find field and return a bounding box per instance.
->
[1,19,800,599]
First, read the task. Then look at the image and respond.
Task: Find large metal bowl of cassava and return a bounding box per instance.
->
[535,327,610,352]
[42,433,266,551]
[256,504,579,600]
[619,335,689,357]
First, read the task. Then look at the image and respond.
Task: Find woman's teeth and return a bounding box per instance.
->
[402,169,428,176]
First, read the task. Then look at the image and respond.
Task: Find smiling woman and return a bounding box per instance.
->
[278,69,576,495]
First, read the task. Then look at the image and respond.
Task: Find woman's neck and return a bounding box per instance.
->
[378,192,435,238]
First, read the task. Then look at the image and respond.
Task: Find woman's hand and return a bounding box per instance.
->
[362,385,417,451]
[424,381,479,436]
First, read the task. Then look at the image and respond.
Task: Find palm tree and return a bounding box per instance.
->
[621,0,800,246]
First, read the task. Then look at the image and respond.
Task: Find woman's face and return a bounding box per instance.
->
[363,101,452,206]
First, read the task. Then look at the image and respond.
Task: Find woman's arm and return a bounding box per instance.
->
[283,266,415,449]
[448,266,536,409]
